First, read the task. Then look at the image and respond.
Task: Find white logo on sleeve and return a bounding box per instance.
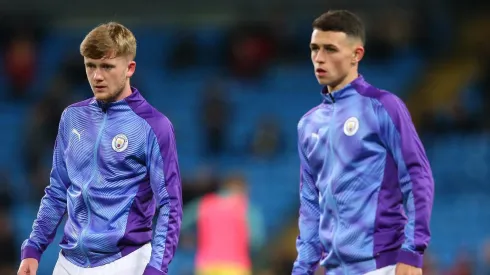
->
[72,129,84,141]
[112,134,128,152]
[343,117,359,136]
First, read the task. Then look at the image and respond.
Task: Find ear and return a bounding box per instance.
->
[351,46,365,65]
[127,61,136,78]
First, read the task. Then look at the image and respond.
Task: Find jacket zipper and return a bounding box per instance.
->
[326,93,346,271]
[79,110,108,267]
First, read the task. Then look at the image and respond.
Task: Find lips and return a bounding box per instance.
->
[316,68,326,73]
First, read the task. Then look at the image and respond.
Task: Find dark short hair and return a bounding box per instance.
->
[312,10,366,45]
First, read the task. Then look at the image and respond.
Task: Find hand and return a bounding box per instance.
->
[395,263,422,275]
[17,258,38,275]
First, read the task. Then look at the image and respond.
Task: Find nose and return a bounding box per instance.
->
[92,69,104,81]
[314,50,326,64]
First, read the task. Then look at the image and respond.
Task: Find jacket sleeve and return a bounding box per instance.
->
[21,110,70,262]
[292,125,322,275]
[143,117,183,275]
[376,94,434,268]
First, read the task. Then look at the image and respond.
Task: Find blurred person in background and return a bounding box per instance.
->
[200,79,231,156]
[0,13,45,101]
[249,115,285,160]
[17,22,182,275]
[180,172,265,275]
[4,35,37,100]
[293,10,434,275]
[222,21,275,80]
[167,30,199,70]
[182,165,220,204]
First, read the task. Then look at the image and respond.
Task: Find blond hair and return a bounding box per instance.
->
[80,22,136,59]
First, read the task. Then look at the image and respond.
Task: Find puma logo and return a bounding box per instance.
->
[72,129,84,141]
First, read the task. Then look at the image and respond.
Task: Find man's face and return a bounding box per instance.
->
[84,55,135,102]
[310,29,362,86]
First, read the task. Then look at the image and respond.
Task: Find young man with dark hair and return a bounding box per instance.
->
[293,10,434,275]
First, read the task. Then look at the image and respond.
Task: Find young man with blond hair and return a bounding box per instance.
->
[18,22,183,275]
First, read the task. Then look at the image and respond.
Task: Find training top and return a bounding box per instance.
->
[292,75,434,275]
[21,88,183,275]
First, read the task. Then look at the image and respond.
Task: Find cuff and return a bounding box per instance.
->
[143,265,166,275]
[21,246,42,262]
[397,249,423,268]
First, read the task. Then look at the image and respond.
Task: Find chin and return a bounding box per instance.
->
[317,78,332,86]
[94,94,105,100]
[318,76,343,87]
[94,94,111,102]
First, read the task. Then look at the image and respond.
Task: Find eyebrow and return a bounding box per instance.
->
[310,43,338,48]
[85,62,115,66]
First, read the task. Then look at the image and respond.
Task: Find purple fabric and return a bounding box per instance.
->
[21,87,182,268]
[375,250,398,268]
[398,249,423,268]
[352,77,434,268]
[292,75,432,272]
[21,246,42,262]
[143,265,166,275]
[119,176,155,257]
[293,135,323,274]
[126,88,182,272]
[68,97,93,108]
[373,152,406,268]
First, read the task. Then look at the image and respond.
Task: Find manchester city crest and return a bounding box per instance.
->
[343,117,359,136]
[112,134,128,152]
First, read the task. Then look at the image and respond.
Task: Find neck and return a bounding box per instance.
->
[327,70,359,93]
[114,81,132,102]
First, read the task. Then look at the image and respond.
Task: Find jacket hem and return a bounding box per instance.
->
[375,249,398,269]
[396,249,423,268]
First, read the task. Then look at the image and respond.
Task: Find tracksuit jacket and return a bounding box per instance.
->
[293,76,434,275]
[21,88,183,275]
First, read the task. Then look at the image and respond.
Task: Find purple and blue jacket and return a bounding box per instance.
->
[293,76,434,275]
[21,88,183,275]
